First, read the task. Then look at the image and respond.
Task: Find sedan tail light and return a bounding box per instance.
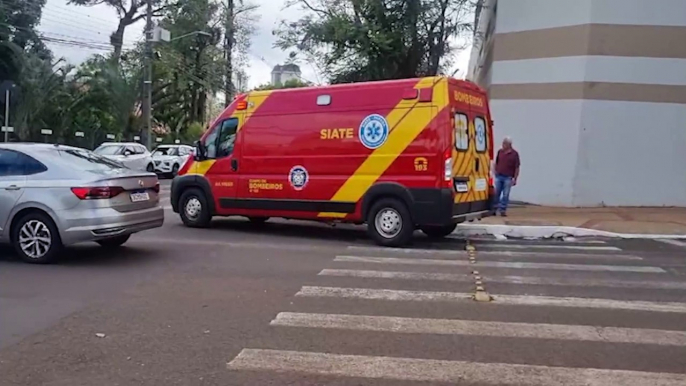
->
[152,182,160,193]
[71,186,125,200]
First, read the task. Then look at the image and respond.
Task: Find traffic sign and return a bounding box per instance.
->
[134,135,141,141]
[41,129,53,135]
[75,131,85,137]
[156,137,163,142]
[106,134,115,140]
[1,126,13,133]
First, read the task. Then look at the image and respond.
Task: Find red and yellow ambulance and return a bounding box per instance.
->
[171,76,494,246]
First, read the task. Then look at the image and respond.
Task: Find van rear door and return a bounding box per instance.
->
[451,87,491,215]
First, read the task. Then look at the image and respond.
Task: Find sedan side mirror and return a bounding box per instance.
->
[123,150,132,156]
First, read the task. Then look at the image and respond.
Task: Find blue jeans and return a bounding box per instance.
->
[493,174,514,213]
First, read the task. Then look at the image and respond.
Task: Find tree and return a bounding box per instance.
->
[223,0,259,105]
[275,0,477,84]
[0,0,51,82]
[252,78,311,91]
[68,0,173,63]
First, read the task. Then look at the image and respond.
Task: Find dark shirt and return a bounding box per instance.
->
[495,148,520,178]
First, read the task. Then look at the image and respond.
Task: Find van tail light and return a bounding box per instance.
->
[152,182,160,193]
[71,186,124,200]
[443,148,453,188]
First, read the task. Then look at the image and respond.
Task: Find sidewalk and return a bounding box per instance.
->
[478,206,686,236]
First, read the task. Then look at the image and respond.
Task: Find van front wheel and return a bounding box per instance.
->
[367,198,413,247]
[420,224,457,239]
[179,188,212,228]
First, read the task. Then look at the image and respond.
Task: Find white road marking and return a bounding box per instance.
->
[657,239,686,248]
[334,255,664,273]
[227,349,686,385]
[346,246,642,260]
[347,245,464,255]
[296,286,686,313]
[465,237,609,244]
[271,312,686,346]
[318,269,686,290]
[478,244,621,251]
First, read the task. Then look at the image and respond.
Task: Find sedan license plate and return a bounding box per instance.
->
[130,192,150,202]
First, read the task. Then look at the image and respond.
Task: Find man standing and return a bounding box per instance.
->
[493,136,520,216]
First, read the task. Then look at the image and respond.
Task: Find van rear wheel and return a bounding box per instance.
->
[420,224,457,239]
[367,198,413,247]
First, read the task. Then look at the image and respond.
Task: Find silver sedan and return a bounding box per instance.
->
[0,143,164,264]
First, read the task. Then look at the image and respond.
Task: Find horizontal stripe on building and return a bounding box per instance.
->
[491,56,686,86]
[492,24,686,61]
[495,0,686,34]
[489,82,686,104]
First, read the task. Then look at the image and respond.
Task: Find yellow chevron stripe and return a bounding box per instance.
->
[319,77,449,217]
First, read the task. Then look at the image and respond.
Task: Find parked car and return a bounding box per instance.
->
[151,144,194,177]
[94,142,154,172]
[0,143,164,264]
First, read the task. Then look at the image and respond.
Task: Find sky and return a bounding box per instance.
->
[38,0,472,89]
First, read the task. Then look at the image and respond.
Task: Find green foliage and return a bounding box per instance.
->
[252,78,311,91]
[275,0,477,84]
[182,121,205,142]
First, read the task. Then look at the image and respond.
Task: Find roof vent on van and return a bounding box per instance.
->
[317,94,331,106]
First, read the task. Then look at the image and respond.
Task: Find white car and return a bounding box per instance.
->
[151,145,194,176]
[93,142,155,172]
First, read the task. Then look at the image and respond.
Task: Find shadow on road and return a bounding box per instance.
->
[0,244,162,267]
[196,218,468,250]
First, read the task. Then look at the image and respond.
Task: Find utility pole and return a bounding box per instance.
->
[143,0,154,149]
[224,0,235,106]
[3,89,9,142]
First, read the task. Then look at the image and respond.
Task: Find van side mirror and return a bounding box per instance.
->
[193,140,206,161]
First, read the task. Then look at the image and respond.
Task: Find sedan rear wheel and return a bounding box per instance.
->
[12,212,62,264]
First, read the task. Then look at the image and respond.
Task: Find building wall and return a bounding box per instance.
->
[468,0,686,206]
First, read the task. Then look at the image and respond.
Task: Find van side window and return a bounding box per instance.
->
[217,118,239,158]
[454,113,469,151]
[474,117,487,153]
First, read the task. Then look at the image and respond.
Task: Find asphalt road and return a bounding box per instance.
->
[1,180,685,385]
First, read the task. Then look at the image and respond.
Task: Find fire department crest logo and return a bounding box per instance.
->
[359,114,389,149]
[289,165,309,191]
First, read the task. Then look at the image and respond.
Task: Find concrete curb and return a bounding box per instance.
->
[455,224,686,240]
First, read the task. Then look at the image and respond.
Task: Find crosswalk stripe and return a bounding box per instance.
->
[346,246,643,260]
[478,244,621,251]
[296,286,686,313]
[227,349,686,385]
[318,269,686,290]
[270,312,686,346]
[657,239,686,248]
[335,255,665,273]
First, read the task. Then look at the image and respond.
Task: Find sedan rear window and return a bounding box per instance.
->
[57,149,125,170]
[94,145,123,156]
[152,147,178,156]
